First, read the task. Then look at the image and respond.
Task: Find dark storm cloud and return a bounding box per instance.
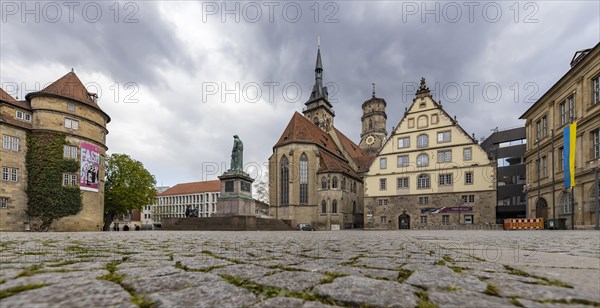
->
[0,1,193,86]
[1,0,598,186]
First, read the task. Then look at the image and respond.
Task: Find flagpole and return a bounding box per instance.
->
[569,116,575,230]
[551,129,556,224]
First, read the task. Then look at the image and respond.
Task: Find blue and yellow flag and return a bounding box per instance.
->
[563,122,577,188]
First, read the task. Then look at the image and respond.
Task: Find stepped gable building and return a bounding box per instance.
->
[519,43,600,228]
[1,71,110,231]
[363,78,496,229]
[269,45,378,230]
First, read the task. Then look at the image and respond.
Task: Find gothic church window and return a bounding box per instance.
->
[299,153,308,204]
[321,200,327,213]
[332,176,338,189]
[321,177,328,189]
[369,119,373,130]
[332,200,338,213]
[280,156,289,205]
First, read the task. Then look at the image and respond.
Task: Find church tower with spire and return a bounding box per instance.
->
[359,83,387,154]
[303,40,334,132]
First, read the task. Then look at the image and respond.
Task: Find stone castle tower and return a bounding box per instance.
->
[302,45,334,132]
[359,83,387,154]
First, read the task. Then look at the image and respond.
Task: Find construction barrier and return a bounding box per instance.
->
[503,218,544,230]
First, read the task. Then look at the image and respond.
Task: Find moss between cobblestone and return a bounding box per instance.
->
[539,298,600,307]
[503,265,573,288]
[320,272,348,284]
[448,266,472,274]
[0,283,46,300]
[98,260,155,308]
[219,274,338,306]
[442,256,456,263]
[509,297,524,307]
[397,269,413,283]
[200,250,245,264]
[15,264,44,278]
[415,290,438,308]
[483,284,500,297]
[442,286,462,292]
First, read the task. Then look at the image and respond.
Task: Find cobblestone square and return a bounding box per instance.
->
[1,230,599,307]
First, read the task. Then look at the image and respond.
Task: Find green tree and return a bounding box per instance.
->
[103,153,156,231]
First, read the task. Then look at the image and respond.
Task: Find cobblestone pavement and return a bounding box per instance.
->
[1,230,599,307]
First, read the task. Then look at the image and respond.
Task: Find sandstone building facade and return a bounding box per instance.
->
[364,79,496,229]
[519,43,600,228]
[269,46,378,230]
[0,71,110,231]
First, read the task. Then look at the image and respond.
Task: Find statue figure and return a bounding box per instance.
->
[230,135,244,173]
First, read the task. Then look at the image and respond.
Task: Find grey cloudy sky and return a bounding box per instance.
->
[1,1,599,187]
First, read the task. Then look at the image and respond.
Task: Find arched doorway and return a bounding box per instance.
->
[398,213,410,230]
[536,198,548,219]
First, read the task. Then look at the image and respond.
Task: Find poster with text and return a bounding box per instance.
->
[80,142,100,192]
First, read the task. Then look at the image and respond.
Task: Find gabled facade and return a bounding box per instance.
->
[0,71,110,231]
[519,43,600,228]
[269,46,374,230]
[364,78,496,229]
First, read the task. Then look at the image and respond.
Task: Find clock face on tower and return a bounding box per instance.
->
[365,135,375,145]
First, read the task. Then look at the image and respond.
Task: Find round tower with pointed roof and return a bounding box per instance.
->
[359,83,387,154]
[23,70,110,231]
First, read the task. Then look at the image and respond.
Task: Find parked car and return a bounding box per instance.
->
[297,223,316,231]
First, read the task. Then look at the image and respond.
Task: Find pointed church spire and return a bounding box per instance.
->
[307,38,328,103]
[316,36,323,72]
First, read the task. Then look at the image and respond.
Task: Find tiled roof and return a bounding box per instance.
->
[333,127,374,173]
[26,71,110,121]
[0,88,31,110]
[275,112,344,158]
[159,180,221,196]
[318,150,359,179]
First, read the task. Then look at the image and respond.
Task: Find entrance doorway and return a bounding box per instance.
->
[536,198,548,219]
[398,214,410,229]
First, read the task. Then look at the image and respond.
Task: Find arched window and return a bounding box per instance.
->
[321,177,328,189]
[417,153,429,167]
[280,156,289,205]
[321,200,327,213]
[368,119,373,130]
[332,176,338,189]
[299,153,308,204]
[417,134,428,148]
[332,200,338,213]
[560,192,572,214]
[341,177,346,190]
[417,174,430,189]
[418,115,428,128]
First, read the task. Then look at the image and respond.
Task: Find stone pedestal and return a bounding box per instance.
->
[215,171,256,216]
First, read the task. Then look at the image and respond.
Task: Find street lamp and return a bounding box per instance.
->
[590,159,600,230]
